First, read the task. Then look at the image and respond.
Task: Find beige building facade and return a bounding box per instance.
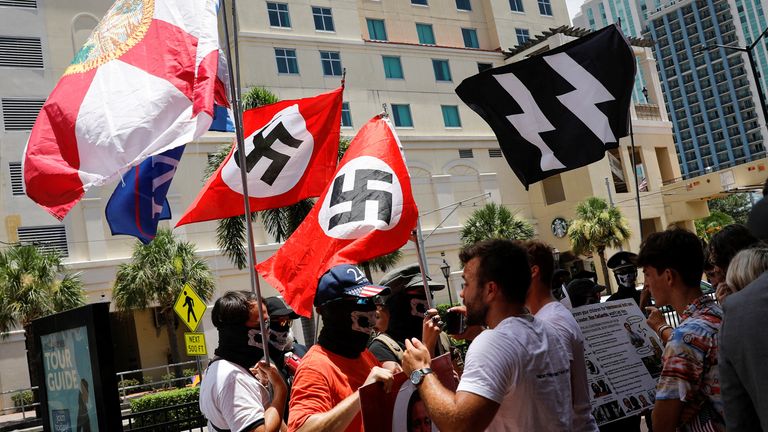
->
[0,0,694,408]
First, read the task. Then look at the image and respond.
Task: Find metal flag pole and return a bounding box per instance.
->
[220,0,271,366]
[412,218,433,310]
[628,118,643,241]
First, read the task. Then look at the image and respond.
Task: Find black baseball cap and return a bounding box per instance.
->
[265,296,300,319]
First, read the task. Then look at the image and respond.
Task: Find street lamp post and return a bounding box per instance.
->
[703,27,768,126]
[440,257,454,306]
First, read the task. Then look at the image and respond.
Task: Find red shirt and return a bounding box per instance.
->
[288,345,380,432]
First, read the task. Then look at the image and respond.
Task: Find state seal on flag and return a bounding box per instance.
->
[66,0,153,75]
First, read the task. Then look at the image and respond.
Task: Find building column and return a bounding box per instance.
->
[431,174,459,228]
[479,173,500,204]
[81,198,108,260]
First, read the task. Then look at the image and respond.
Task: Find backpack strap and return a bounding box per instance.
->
[374,333,404,361]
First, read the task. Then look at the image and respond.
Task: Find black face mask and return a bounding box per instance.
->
[387,293,428,343]
[215,324,266,370]
[269,320,294,352]
[318,299,376,358]
[614,269,638,290]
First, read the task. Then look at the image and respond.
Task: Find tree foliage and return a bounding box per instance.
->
[0,244,85,336]
[707,193,751,225]
[567,197,631,290]
[113,229,215,367]
[694,210,735,242]
[460,203,535,245]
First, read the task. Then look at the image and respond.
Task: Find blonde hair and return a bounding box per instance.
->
[726,248,768,293]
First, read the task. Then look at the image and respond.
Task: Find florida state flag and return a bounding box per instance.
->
[176,88,343,226]
[257,115,418,317]
[24,0,223,220]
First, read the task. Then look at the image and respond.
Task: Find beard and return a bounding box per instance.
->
[465,291,488,326]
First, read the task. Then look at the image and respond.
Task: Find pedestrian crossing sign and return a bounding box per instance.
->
[174,284,206,332]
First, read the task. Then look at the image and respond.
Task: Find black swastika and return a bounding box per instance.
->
[235,119,303,186]
[328,169,393,230]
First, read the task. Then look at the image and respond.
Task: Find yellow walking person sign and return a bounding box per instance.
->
[174,284,206,332]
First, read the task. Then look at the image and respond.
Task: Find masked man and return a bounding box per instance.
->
[200,291,287,432]
[606,251,641,305]
[288,264,394,432]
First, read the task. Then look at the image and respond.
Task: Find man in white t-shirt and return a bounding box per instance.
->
[402,239,572,431]
[524,240,598,432]
[200,291,287,432]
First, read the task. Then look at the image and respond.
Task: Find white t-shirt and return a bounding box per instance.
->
[536,302,598,432]
[457,314,572,432]
[199,359,270,432]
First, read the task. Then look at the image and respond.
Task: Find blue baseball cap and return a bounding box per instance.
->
[315,264,390,307]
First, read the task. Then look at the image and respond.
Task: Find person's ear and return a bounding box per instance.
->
[484,280,499,301]
[530,265,540,281]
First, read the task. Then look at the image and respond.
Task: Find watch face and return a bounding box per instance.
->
[410,370,422,385]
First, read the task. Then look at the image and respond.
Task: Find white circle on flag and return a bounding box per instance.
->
[221,104,314,197]
[318,156,404,240]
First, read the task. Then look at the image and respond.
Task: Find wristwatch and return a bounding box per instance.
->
[410,367,433,386]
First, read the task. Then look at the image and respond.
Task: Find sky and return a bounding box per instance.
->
[566,0,584,20]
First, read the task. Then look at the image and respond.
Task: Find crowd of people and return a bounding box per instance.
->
[197,187,768,432]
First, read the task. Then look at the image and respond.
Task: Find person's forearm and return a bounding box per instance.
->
[418,374,486,432]
[295,391,361,432]
[263,406,285,432]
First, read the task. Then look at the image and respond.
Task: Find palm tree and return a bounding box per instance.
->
[0,244,85,336]
[567,197,631,290]
[460,203,535,245]
[113,229,215,373]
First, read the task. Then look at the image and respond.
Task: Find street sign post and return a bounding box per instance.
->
[173,284,206,332]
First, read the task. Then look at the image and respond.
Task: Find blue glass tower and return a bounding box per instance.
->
[646,0,766,177]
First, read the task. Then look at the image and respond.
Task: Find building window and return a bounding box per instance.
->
[456,0,471,10]
[538,0,553,16]
[367,18,388,41]
[489,148,502,157]
[341,102,352,127]
[411,0,428,5]
[515,28,530,45]
[392,104,413,127]
[274,48,299,74]
[432,59,452,82]
[542,175,565,205]
[416,23,435,45]
[312,7,334,31]
[9,162,24,195]
[478,62,493,72]
[0,36,43,68]
[459,149,474,158]
[2,98,45,131]
[320,51,342,76]
[442,105,462,127]
[17,225,68,257]
[461,28,479,48]
[267,2,291,28]
[509,0,524,12]
[382,56,404,79]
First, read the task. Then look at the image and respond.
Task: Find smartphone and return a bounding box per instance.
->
[443,310,467,335]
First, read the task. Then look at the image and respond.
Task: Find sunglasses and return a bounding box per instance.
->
[271,317,292,327]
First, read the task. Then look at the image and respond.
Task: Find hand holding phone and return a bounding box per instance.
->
[443,310,467,335]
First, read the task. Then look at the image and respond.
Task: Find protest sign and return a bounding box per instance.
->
[572,300,663,425]
[360,354,456,432]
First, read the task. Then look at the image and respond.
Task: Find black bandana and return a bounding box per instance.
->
[318,299,376,358]
[214,324,266,370]
[387,293,428,344]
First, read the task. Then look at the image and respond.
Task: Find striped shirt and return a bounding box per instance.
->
[656,295,724,432]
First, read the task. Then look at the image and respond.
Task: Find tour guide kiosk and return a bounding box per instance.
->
[29,303,121,431]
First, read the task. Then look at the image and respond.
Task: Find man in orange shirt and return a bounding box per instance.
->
[288,264,394,432]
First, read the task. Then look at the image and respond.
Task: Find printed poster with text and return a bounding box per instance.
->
[41,326,98,432]
[572,300,664,426]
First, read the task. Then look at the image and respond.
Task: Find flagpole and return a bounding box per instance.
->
[412,218,434,310]
[220,0,271,366]
[628,118,644,241]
